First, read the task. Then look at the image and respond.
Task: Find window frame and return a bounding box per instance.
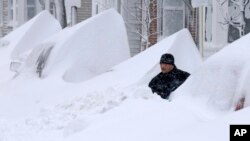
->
[0,0,3,26]
[8,0,18,27]
[162,0,185,37]
[27,0,37,20]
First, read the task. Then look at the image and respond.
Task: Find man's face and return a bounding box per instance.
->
[160,63,174,73]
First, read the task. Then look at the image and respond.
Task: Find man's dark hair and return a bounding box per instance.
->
[160,53,174,65]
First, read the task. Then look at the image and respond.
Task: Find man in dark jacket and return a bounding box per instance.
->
[148,53,190,99]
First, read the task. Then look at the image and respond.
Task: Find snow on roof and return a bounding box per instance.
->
[174,31,250,112]
[23,9,130,82]
[0,11,61,63]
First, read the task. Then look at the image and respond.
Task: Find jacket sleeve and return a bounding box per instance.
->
[148,76,158,93]
[148,73,163,93]
[181,71,190,81]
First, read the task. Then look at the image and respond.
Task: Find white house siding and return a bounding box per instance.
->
[121,0,142,56]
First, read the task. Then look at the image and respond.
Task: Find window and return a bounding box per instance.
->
[227,0,250,43]
[49,1,56,17]
[9,0,14,22]
[8,0,18,26]
[95,4,99,14]
[0,1,3,25]
[162,0,185,37]
[205,7,212,42]
[27,0,37,20]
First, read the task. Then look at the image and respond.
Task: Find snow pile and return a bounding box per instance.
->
[0,11,61,83]
[86,28,202,87]
[23,9,130,82]
[0,11,61,63]
[2,14,249,140]
[167,107,250,141]
[174,32,250,111]
[0,28,203,141]
[65,96,206,141]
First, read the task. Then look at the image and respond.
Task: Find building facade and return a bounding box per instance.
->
[2,0,249,57]
[0,0,44,37]
[197,0,250,57]
[0,0,92,38]
[93,0,199,56]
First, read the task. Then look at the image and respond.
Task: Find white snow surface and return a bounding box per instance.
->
[173,32,250,112]
[0,11,61,62]
[0,10,61,83]
[22,9,130,82]
[166,107,250,141]
[0,28,204,141]
[0,11,250,140]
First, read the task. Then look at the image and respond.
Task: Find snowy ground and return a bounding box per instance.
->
[0,9,250,141]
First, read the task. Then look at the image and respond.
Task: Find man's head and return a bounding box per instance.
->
[160,53,175,73]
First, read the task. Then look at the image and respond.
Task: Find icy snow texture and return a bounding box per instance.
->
[0,28,203,141]
[24,9,130,82]
[166,107,250,141]
[174,32,250,111]
[2,11,250,140]
[0,11,61,83]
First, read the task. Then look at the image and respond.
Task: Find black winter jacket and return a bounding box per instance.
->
[148,67,190,99]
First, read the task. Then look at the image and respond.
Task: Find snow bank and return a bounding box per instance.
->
[65,97,204,141]
[0,11,61,63]
[0,26,203,141]
[87,28,202,87]
[23,9,130,82]
[174,32,250,111]
[167,107,250,141]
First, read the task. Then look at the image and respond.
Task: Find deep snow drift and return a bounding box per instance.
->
[1,9,250,141]
[22,9,130,82]
[85,28,203,88]
[0,11,61,83]
[173,32,250,112]
[0,11,61,62]
[0,28,203,141]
